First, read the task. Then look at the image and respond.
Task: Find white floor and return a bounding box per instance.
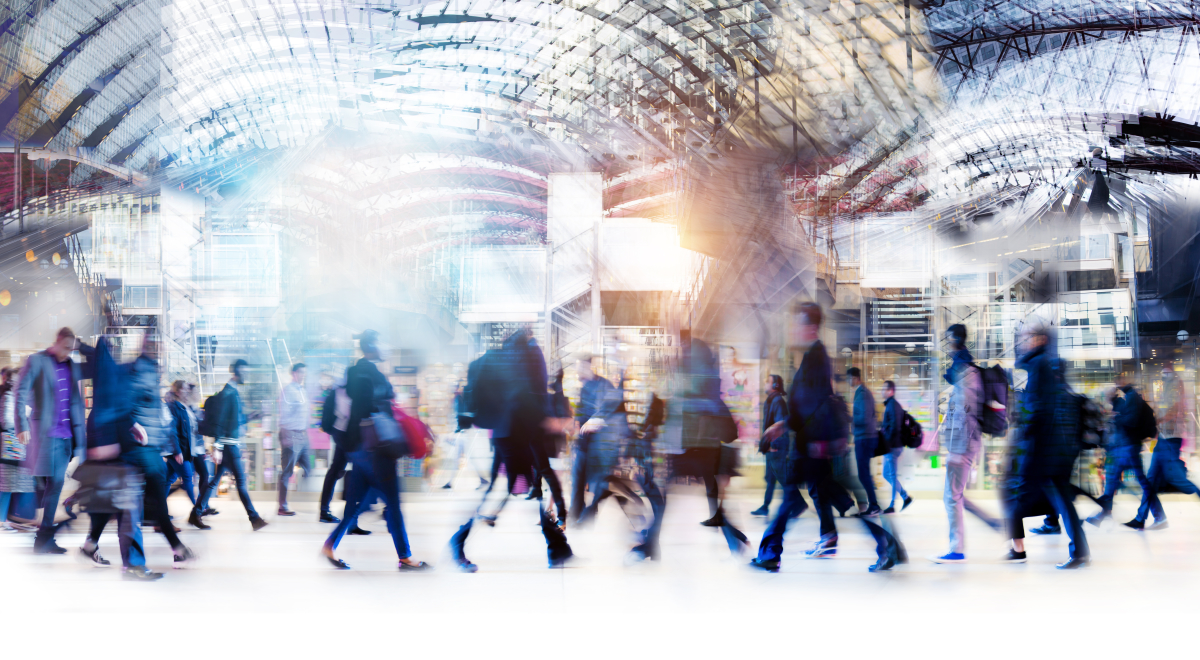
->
[2,484,1196,658]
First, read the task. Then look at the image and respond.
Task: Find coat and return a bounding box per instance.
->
[167,398,204,460]
[881,396,903,450]
[1014,344,1078,478]
[942,348,981,457]
[128,355,178,456]
[852,384,877,443]
[16,349,88,476]
[344,358,394,453]
[209,382,248,440]
[761,390,789,452]
[786,340,835,460]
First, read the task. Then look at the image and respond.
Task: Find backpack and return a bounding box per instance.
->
[1067,390,1105,450]
[464,352,507,430]
[392,403,431,459]
[198,388,227,438]
[975,363,1010,436]
[1133,397,1158,441]
[900,411,923,449]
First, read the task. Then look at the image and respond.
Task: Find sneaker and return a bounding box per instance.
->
[930,552,967,564]
[1147,518,1170,531]
[1122,519,1145,531]
[319,511,340,524]
[34,540,68,555]
[1030,524,1061,535]
[122,567,165,581]
[1056,556,1090,570]
[442,483,453,489]
[900,495,914,511]
[882,507,896,514]
[277,508,297,517]
[202,507,220,516]
[1003,549,1027,563]
[749,558,780,572]
[856,505,883,518]
[868,555,895,572]
[1085,512,1110,528]
[749,506,770,517]
[79,545,111,567]
[173,546,196,568]
[804,537,838,558]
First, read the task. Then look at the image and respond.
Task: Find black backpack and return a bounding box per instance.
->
[464,351,507,430]
[975,363,1010,436]
[900,411,923,449]
[1133,397,1158,441]
[198,388,226,438]
[1069,390,1105,450]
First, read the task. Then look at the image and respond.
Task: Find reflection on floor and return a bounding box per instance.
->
[3,485,1198,654]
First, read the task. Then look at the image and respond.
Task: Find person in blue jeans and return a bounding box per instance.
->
[1087,373,1159,529]
[322,330,430,572]
[751,375,807,519]
[848,368,881,516]
[880,381,912,513]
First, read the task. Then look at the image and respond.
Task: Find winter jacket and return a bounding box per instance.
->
[761,390,789,452]
[881,396,903,450]
[128,355,178,456]
[852,384,878,442]
[786,341,835,459]
[942,348,982,457]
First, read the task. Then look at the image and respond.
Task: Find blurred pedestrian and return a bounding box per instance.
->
[880,380,912,513]
[526,370,569,521]
[189,359,268,531]
[449,327,572,572]
[17,327,89,554]
[166,382,207,513]
[931,323,1002,564]
[0,367,35,532]
[276,363,311,516]
[751,303,902,573]
[1007,323,1089,569]
[751,375,806,519]
[1140,368,1198,529]
[322,331,429,571]
[1087,372,1160,529]
[568,354,616,522]
[848,367,881,516]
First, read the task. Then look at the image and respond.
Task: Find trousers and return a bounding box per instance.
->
[87,505,146,568]
[854,435,879,509]
[762,452,804,511]
[34,437,72,544]
[883,448,908,508]
[1101,445,1159,522]
[278,429,312,507]
[568,433,591,522]
[1148,439,1200,501]
[1009,475,1089,559]
[124,447,184,550]
[326,450,410,559]
[319,437,348,514]
[164,457,196,505]
[196,442,259,519]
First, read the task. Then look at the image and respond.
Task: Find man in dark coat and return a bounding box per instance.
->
[880,380,912,513]
[17,327,89,554]
[1006,324,1089,568]
[1086,372,1160,529]
[751,374,806,518]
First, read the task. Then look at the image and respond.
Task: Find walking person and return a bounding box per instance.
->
[1138,368,1199,529]
[880,381,912,513]
[751,375,806,519]
[848,368,882,517]
[122,334,196,565]
[1086,372,1160,529]
[931,323,1002,564]
[17,327,89,554]
[1,368,36,532]
[166,382,208,513]
[441,383,489,490]
[526,370,569,521]
[315,374,371,534]
[188,359,268,531]
[568,354,616,522]
[322,330,430,571]
[449,327,572,572]
[751,303,902,573]
[276,363,312,516]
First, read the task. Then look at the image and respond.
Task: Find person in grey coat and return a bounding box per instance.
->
[848,367,881,516]
[931,324,1002,564]
[17,327,89,554]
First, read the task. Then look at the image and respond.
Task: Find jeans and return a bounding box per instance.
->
[192,456,210,506]
[568,433,591,522]
[633,456,665,559]
[943,452,999,553]
[854,435,879,509]
[196,442,259,519]
[326,450,410,559]
[278,429,312,507]
[1148,442,1200,501]
[35,437,72,544]
[0,492,10,525]
[883,448,908,508]
[164,457,196,505]
[319,437,348,513]
[124,447,184,550]
[1101,445,1160,522]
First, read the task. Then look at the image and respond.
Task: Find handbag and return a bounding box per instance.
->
[360,411,407,460]
[71,460,144,514]
[0,430,24,466]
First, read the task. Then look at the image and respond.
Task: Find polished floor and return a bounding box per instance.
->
[3,483,1196,657]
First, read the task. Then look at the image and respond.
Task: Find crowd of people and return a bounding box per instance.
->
[2,304,1197,581]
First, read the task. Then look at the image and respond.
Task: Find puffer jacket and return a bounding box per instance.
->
[128,355,178,456]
